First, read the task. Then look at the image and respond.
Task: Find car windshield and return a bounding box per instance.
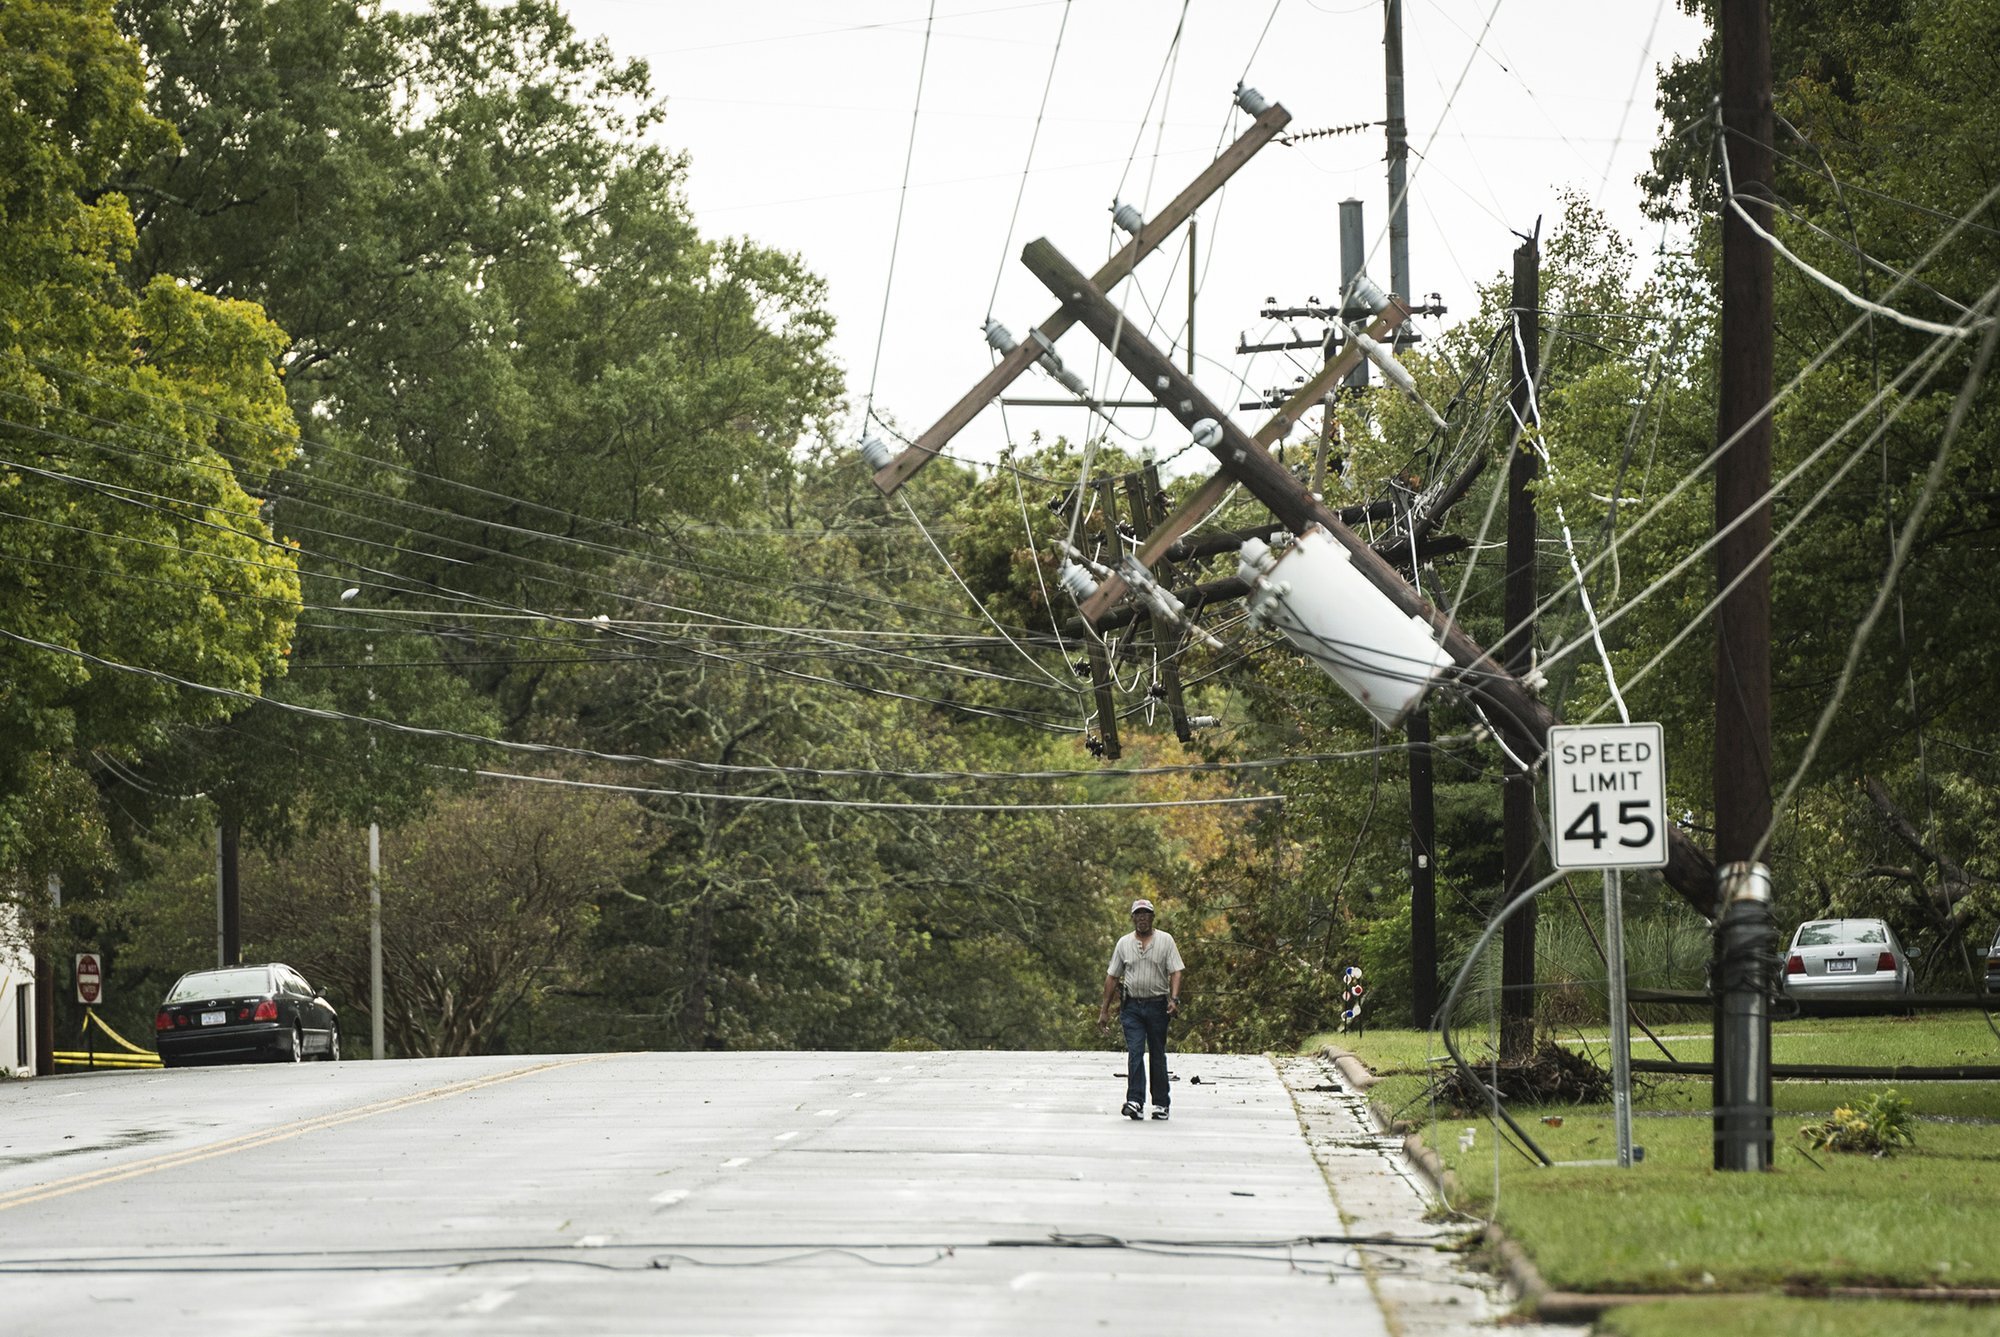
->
[1795,922,1887,947]
[167,968,272,1002]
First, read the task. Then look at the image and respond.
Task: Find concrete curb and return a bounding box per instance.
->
[1304,1048,2000,1320]
[1316,1046,2000,1321]
[1321,1044,1555,1317]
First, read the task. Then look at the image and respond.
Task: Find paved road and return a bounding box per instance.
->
[0,1050,1555,1334]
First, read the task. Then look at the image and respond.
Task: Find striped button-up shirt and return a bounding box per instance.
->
[1107,930,1183,999]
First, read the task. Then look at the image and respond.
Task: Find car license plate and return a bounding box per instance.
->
[1826,959,1856,974]
[201,1010,226,1025]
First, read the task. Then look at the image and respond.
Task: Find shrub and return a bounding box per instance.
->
[1799,1088,1917,1156]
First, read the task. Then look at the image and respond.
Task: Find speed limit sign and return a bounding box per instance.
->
[1546,724,1668,870]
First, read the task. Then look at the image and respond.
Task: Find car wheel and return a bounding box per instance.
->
[286,1026,303,1063]
[324,1026,340,1062]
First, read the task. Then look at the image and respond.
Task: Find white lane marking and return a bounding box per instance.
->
[774,1131,800,1142]
[850,1092,868,1098]
[815,1109,839,1117]
[875,1076,893,1083]
[575,1235,608,1248]
[651,1189,688,1206]
[722,1156,750,1168]
[455,1289,518,1315]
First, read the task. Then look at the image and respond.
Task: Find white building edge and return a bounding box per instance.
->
[1,902,36,1076]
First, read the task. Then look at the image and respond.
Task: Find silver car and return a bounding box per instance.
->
[1782,918,1914,999]
[1985,927,1999,996]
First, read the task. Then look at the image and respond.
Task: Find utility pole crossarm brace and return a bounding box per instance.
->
[1020,235,1718,916]
[1076,301,1410,624]
[870,101,1293,496]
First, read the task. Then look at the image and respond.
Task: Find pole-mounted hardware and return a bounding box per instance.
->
[1713,860,1776,1170]
[1019,234,1720,917]
[869,93,1293,496]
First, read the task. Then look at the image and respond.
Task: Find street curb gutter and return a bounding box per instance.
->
[1318,1046,2000,1320]
[1322,1045,1556,1317]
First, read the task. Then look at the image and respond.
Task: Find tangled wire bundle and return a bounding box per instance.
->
[1425,1040,1612,1114]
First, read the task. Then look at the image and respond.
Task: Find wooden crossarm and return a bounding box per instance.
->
[870,102,1293,496]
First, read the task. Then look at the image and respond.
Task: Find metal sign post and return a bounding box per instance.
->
[1602,869,1634,1167]
[75,952,103,1073]
[1549,723,1668,1169]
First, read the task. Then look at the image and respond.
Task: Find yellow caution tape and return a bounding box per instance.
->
[53,1052,161,1068]
[83,1008,158,1057]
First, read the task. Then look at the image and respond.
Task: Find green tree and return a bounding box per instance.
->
[0,0,300,878]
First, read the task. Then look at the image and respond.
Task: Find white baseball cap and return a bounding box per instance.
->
[1130,899,1155,914]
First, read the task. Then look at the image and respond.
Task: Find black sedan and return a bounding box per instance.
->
[154,963,340,1066]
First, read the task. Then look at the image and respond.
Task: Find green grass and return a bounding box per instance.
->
[1598,1296,2000,1337]
[1308,1017,2000,1295]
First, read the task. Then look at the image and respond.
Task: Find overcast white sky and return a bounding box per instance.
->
[560,1,1708,469]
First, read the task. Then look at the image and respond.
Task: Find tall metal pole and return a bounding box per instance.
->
[1499,233,1541,1061]
[1713,0,1777,1172]
[369,821,384,1060]
[1383,0,1411,304]
[1604,869,1635,1166]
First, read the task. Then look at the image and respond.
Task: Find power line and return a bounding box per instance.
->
[861,0,938,439]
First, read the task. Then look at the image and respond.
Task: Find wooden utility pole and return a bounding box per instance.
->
[1091,479,1125,760]
[872,101,1291,496]
[1381,5,1435,1028]
[1500,233,1541,1060]
[1407,707,1439,1027]
[1126,465,1193,741]
[1383,0,1411,308]
[32,874,55,1076]
[1077,303,1411,623]
[1016,236,1736,914]
[219,819,241,967]
[1713,0,1777,1172]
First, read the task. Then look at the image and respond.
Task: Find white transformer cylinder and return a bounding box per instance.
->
[1239,528,1454,729]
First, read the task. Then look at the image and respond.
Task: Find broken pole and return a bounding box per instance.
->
[1019,236,1719,917]
[872,100,1292,496]
[1076,302,1411,624]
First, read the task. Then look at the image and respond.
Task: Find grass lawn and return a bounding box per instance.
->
[1598,1296,2000,1337]
[1310,1015,2000,1296]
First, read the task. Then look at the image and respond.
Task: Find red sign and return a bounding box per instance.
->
[75,952,103,1006]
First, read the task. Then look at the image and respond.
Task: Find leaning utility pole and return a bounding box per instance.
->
[1713,0,1777,1172]
[1499,232,1542,1060]
[1018,236,1739,912]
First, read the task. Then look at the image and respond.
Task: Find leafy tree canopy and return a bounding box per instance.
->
[1,0,299,875]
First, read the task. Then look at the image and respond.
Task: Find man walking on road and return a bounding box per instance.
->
[1099,898,1184,1120]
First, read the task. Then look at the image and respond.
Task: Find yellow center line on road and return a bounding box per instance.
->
[0,1056,608,1215]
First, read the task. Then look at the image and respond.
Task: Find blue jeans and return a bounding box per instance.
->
[1120,996,1171,1109]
